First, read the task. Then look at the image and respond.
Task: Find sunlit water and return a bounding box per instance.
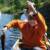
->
[0,12,20,50]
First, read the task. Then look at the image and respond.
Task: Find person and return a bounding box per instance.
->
[3,1,48,50]
[20,1,50,49]
[20,6,50,50]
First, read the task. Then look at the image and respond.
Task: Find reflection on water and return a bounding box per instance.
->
[0,13,20,50]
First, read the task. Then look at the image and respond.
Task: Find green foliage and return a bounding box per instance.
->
[0,0,45,12]
[0,0,50,14]
[0,0,4,4]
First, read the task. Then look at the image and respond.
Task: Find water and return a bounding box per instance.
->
[0,12,20,50]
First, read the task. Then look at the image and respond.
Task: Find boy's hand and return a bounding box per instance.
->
[46,42,50,46]
[2,27,7,32]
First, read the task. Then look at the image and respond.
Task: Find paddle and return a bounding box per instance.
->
[0,30,5,50]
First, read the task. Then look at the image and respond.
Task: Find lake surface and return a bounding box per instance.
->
[0,12,20,50]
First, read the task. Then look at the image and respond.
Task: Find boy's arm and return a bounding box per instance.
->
[3,19,18,30]
[36,12,47,31]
